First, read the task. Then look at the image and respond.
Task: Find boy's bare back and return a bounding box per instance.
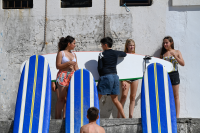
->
[80,122,105,133]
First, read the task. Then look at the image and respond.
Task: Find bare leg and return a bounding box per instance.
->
[172,84,180,118]
[129,80,139,118]
[117,81,130,118]
[111,95,126,118]
[63,87,68,119]
[55,84,67,119]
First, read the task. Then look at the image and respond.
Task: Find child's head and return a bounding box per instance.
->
[160,36,174,58]
[124,39,135,53]
[100,37,113,50]
[87,107,99,121]
[58,35,75,52]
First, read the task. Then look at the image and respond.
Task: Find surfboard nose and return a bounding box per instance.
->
[141,62,177,133]
[66,68,100,133]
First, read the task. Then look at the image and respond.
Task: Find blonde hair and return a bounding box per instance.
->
[124,39,135,53]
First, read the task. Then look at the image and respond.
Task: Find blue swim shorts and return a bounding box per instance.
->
[97,74,120,95]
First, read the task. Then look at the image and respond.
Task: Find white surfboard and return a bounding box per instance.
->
[20,52,173,81]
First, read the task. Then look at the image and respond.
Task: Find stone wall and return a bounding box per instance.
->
[1,118,200,133]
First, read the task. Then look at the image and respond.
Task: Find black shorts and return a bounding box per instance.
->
[126,79,138,83]
[169,71,180,85]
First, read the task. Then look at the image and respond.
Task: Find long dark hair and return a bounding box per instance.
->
[58,36,75,52]
[160,36,174,58]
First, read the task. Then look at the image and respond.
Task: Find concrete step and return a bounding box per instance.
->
[0,118,200,133]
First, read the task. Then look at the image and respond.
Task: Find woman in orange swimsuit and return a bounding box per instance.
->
[55,36,79,119]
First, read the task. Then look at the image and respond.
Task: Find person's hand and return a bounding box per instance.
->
[170,51,177,58]
[121,81,127,90]
[69,61,77,66]
[51,82,56,92]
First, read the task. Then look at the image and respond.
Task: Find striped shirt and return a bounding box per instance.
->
[163,56,178,71]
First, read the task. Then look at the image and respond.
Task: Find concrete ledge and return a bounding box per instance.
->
[172,0,200,6]
[1,118,200,133]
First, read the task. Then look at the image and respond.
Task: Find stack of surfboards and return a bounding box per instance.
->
[13,55,51,133]
[141,63,177,133]
[65,69,100,133]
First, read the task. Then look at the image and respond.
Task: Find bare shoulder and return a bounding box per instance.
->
[175,50,182,55]
[80,124,87,129]
[57,51,63,56]
[97,125,105,133]
[80,125,87,133]
[73,52,77,57]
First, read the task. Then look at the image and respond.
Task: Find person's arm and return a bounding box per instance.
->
[170,50,185,66]
[51,82,56,92]
[80,127,83,133]
[74,53,79,70]
[97,53,103,76]
[117,51,127,57]
[100,126,106,133]
[56,51,76,70]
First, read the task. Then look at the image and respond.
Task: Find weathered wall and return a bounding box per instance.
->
[100,0,169,118]
[0,0,45,119]
[0,0,200,120]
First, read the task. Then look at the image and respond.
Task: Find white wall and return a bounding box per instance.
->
[166,1,200,118]
[172,0,200,6]
[100,0,200,118]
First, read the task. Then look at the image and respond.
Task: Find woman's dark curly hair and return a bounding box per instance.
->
[58,36,75,52]
[160,36,174,58]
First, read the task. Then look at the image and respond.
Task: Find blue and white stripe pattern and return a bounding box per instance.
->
[13,55,51,133]
[141,63,177,133]
[65,69,100,133]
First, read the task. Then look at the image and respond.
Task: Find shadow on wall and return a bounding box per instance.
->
[153,47,162,58]
[168,0,200,11]
[85,60,99,80]
[51,91,57,119]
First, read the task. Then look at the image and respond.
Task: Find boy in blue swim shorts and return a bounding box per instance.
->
[97,37,127,118]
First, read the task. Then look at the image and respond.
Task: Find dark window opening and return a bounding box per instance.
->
[61,0,92,8]
[3,0,33,9]
[120,0,152,6]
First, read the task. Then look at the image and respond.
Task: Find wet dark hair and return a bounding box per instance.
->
[58,35,75,52]
[87,107,99,121]
[160,36,174,58]
[100,37,113,48]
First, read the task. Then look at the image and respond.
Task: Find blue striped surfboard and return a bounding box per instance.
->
[13,55,51,133]
[65,69,100,133]
[141,63,177,133]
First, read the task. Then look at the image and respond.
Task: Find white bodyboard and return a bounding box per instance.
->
[20,52,173,81]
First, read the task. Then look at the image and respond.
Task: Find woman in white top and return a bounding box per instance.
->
[55,36,79,119]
